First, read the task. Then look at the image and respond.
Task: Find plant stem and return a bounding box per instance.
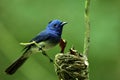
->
[83,0,91,55]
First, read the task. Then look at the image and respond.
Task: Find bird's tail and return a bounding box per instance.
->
[5,50,31,75]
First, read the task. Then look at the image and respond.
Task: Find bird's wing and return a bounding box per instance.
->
[30,30,50,43]
[23,30,51,53]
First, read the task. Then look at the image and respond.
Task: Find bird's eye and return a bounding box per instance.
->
[53,24,57,27]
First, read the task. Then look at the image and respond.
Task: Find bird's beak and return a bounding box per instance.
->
[61,22,67,26]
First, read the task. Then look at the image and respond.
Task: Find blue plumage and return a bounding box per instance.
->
[25,19,67,51]
[5,19,67,75]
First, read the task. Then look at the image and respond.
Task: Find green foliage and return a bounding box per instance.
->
[0,0,120,80]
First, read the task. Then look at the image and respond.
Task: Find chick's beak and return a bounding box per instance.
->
[61,22,67,26]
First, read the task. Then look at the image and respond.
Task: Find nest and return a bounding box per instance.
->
[54,49,89,80]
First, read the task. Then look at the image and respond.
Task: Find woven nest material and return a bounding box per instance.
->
[54,52,89,80]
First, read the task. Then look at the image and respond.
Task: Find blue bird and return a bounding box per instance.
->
[5,19,67,75]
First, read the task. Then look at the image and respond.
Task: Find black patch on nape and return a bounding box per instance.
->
[48,20,52,24]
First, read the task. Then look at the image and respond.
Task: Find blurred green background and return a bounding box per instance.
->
[0,0,120,80]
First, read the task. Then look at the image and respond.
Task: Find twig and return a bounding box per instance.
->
[83,0,91,55]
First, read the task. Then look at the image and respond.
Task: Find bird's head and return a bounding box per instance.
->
[46,19,67,35]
